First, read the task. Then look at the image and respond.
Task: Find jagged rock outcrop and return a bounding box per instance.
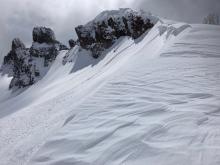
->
[30,27,68,67]
[1,9,158,90]
[11,38,26,50]
[30,27,68,66]
[69,39,76,48]
[33,27,56,43]
[1,27,68,90]
[75,8,158,58]
[2,38,34,89]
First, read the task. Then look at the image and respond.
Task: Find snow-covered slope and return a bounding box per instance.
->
[0,20,220,165]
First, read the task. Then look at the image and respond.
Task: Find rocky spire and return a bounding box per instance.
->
[1,26,68,90]
[33,27,56,43]
[11,38,26,50]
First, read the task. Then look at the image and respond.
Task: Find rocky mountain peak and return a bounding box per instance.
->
[75,8,158,58]
[1,8,158,91]
[33,26,56,43]
[1,26,68,90]
[11,38,26,50]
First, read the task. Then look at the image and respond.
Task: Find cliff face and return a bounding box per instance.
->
[1,27,68,90]
[75,8,158,58]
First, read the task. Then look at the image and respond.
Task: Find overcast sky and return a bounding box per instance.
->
[0,0,219,63]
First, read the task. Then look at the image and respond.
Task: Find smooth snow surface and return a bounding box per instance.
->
[0,22,220,165]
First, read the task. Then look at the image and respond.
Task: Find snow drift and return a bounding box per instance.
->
[0,9,220,165]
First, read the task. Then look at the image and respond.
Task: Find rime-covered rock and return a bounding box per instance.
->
[31,27,68,66]
[69,39,76,48]
[2,38,34,89]
[11,38,26,50]
[33,27,56,43]
[1,27,68,90]
[75,8,158,58]
[30,42,59,66]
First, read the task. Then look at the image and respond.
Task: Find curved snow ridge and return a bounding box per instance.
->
[161,24,220,58]
[29,23,220,165]
[0,22,166,165]
[158,23,191,38]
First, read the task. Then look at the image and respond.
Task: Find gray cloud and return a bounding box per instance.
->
[0,0,219,63]
[134,0,220,23]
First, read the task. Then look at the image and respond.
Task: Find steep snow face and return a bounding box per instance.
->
[75,8,158,58]
[30,23,220,165]
[0,21,220,165]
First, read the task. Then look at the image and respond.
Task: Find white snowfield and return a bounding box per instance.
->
[0,21,220,165]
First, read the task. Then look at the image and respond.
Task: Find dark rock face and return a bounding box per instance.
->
[30,43,59,67]
[75,8,157,58]
[30,27,68,67]
[33,27,56,43]
[2,39,34,89]
[1,27,68,90]
[69,39,76,48]
[11,38,26,50]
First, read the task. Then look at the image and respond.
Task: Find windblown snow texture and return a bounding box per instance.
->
[0,8,220,165]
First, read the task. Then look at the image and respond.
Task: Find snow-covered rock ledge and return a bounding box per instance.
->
[75,8,159,58]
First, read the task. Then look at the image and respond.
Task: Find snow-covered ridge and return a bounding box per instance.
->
[75,8,159,57]
[0,9,220,165]
[29,22,220,165]
[1,8,159,91]
[91,8,158,25]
